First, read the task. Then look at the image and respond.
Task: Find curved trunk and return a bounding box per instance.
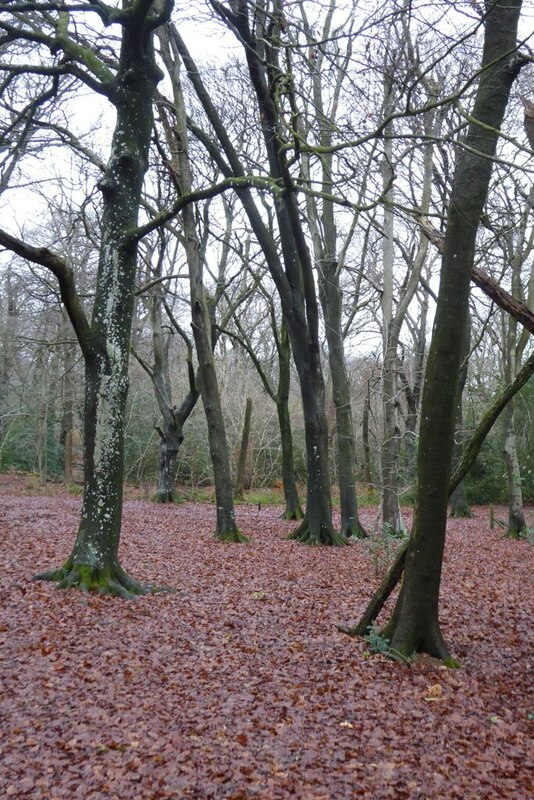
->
[157,24,245,543]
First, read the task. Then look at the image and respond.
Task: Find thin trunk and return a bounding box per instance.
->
[503,399,526,537]
[181,8,340,544]
[450,316,472,518]
[234,396,252,501]
[158,26,245,541]
[362,382,373,484]
[320,267,367,538]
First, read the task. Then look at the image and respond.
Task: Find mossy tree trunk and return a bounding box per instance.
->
[383,0,524,662]
[157,25,246,542]
[22,1,174,595]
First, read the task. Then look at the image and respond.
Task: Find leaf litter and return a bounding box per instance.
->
[0,478,532,799]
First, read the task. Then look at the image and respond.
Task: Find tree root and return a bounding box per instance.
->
[341,520,368,540]
[215,528,250,543]
[152,491,182,504]
[287,517,347,546]
[33,560,154,598]
[281,506,304,521]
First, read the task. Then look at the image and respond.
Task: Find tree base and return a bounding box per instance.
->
[287,517,347,546]
[342,520,368,540]
[281,505,304,521]
[215,528,250,543]
[388,623,460,667]
[152,490,182,504]
[449,508,473,518]
[33,560,154,598]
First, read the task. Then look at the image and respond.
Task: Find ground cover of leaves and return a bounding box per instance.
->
[0,481,532,799]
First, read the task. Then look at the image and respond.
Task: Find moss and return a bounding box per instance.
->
[33,560,152,598]
[281,506,304,521]
[215,528,250,544]
[152,490,182,504]
[287,518,347,546]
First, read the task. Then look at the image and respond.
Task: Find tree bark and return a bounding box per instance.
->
[200,4,342,544]
[276,322,304,520]
[449,316,472,518]
[503,399,527,537]
[383,0,524,662]
[234,397,252,501]
[30,2,172,595]
[157,24,246,542]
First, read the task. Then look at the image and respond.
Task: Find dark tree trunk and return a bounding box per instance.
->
[187,6,340,544]
[157,25,246,542]
[154,416,184,503]
[320,266,367,538]
[450,316,472,518]
[276,322,304,520]
[34,3,170,595]
[234,397,252,501]
[362,380,373,484]
[383,0,524,661]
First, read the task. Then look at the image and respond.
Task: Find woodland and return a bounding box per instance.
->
[0,0,533,795]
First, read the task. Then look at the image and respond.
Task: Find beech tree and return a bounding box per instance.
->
[380,0,525,662]
[0,0,174,594]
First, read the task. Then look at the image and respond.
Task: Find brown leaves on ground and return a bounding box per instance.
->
[0,479,532,799]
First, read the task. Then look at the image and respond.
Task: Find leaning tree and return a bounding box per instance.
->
[379,0,526,662]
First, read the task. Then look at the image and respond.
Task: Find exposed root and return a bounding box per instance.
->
[281,506,304,521]
[389,625,461,668]
[33,561,154,598]
[215,528,250,543]
[287,517,347,546]
[152,491,182,504]
[342,520,369,540]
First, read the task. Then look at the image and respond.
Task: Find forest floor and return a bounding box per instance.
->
[0,476,532,799]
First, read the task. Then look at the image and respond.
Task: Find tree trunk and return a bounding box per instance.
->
[234,396,252,501]
[450,316,472,518]
[320,266,367,538]
[276,321,303,520]
[157,25,246,542]
[154,416,183,503]
[503,400,526,537]
[383,0,523,662]
[287,357,345,545]
[35,5,168,595]
[362,379,373,484]
[189,7,340,544]
[61,325,76,483]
